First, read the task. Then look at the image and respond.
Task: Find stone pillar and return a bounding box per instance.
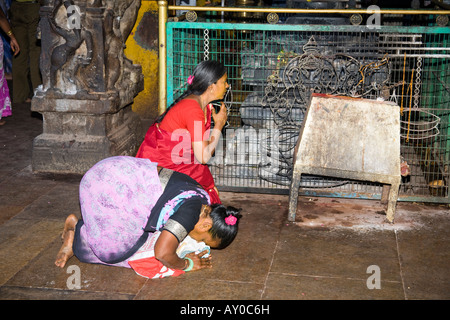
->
[32,0,144,174]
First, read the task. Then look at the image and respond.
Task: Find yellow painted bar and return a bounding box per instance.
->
[124,1,160,119]
[158,1,168,116]
[141,1,449,117]
[168,6,450,15]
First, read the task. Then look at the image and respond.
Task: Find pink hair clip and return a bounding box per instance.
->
[225,215,237,226]
[187,75,194,85]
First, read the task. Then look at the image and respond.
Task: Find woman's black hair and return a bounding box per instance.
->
[208,204,242,249]
[155,60,227,124]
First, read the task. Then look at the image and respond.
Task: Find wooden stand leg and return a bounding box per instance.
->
[381,185,390,205]
[385,183,400,223]
[288,172,302,222]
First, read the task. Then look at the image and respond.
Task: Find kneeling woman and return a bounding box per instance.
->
[55,156,241,272]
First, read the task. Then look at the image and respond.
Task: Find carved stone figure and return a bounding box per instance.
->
[49,0,93,93]
[31,0,144,174]
[104,0,140,91]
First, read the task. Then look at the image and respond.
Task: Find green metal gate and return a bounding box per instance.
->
[165,16,450,203]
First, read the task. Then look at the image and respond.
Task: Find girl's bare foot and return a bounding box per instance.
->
[55,214,78,268]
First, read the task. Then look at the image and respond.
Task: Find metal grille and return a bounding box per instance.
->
[166,23,450,203]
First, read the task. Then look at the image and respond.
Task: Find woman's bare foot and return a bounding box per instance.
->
[55,214,78,268]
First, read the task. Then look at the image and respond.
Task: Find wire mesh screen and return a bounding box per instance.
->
[166,23,450,203]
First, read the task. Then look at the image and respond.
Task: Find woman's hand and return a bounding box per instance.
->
[211,102,227,129]
[154,231,212,271]
[185,249,212,271]
[192,103,227,164]
[10,37,20,56]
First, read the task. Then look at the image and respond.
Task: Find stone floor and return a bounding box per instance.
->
[0,102,449,303]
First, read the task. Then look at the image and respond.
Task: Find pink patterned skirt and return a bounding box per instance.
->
[73,156,164,266]
[0,40,12,120]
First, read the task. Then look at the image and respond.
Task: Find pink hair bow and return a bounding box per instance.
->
[187,75,194,85]
[225,215,237,226]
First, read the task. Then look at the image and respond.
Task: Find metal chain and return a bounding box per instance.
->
[203,29,209,61]
[401,56,440,141]
[413,57,422,109]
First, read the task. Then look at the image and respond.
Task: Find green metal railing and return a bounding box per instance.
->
[163,4,450,203]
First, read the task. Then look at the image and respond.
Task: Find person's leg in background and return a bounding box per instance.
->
[10,1,30,103]
[26,2,41,98]
[10,1,41,103]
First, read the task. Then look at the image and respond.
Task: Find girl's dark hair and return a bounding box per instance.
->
[209,204,242,249]
[155,60,227,123]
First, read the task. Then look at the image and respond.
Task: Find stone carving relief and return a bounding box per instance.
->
[38,0,142,104]
[49,0,93,93]
[32,0,144,174]
[104,0,141,91]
